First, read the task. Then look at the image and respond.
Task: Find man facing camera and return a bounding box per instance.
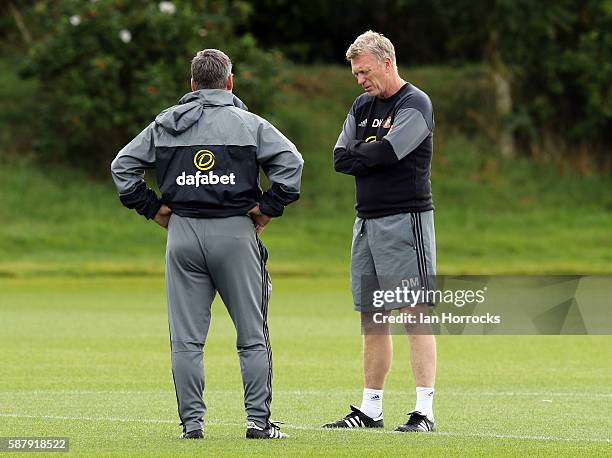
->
[324,31,437,433]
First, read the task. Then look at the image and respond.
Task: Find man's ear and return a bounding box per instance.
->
[385,57,393,72]
[226,73,234,91]
[191,78,196,91]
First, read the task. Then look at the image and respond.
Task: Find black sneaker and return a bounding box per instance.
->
[322,405,384,428]
[179,429,204,439]
[394,411,435,432]
[246,421,289,439]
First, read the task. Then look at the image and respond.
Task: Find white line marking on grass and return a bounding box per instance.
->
[0,390,172,395]
[432,431,611,443]
[285,390,612,398]
[0,413,176,424]
[455,391,612,398]
[1,389,610,398]
[1,413,610,443]
[274,390,612,398]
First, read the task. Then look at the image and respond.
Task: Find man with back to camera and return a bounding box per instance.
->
[111,49,303,440]
[323,31,437,432]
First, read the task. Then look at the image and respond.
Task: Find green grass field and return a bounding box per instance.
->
[1,63,611,455]
[1,64,611,278]
[0,276,610,456]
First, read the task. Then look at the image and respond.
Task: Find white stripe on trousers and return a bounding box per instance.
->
[411,212,429,291]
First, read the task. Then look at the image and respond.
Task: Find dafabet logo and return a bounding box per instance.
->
[194,150,215,171]
[176,149,236,187]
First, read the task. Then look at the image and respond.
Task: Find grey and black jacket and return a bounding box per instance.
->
[111,89,304,219]
[334,82,434,218]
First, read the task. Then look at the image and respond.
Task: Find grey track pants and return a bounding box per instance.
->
[165,214,272,432]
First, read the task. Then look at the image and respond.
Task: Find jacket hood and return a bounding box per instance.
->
[155,89,248,135]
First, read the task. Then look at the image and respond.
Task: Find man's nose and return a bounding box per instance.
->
[357,75,366,86]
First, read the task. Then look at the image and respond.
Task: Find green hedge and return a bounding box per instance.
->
[8,0,281,171]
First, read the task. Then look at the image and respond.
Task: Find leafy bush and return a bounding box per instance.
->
[493,0,612,155]
[243,0,611,165]
[16,0,282,171]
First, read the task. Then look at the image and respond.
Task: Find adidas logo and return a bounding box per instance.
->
[358,118,367,127]
[370,394,381,400]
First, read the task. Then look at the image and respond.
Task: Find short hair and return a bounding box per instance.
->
[346,30,397,70]
[191,49,232,90]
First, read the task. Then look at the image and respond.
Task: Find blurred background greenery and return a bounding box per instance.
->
[0,0,610,277]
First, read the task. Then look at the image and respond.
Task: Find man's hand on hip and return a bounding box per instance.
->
[154,204,172,229]
[248,204,272,235]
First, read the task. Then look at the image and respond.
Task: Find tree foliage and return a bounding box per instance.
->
[245,0,611,162]
[241,0,457,65]
[493,0,612,153]
[12,0,282,170]
[2,0,610,168]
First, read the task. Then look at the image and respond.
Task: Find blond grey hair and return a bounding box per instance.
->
[346,30,397,70]
[191,49,232,90]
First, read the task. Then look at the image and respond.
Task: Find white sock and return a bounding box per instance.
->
[360,388,383,419]
[415,387,434,420]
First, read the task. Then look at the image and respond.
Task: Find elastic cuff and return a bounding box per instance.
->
[259,195,284,217]
[144,198,162,220]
